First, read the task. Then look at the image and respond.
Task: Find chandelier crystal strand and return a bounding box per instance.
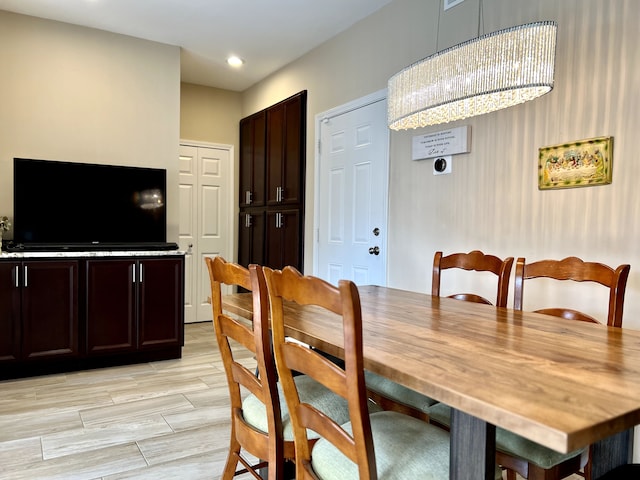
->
[388,21,557,130]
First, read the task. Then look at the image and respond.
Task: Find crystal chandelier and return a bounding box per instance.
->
[387,21,557,130]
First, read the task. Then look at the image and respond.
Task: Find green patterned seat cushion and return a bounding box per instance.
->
[310,410,503,480]
[242,374,379,440]
[311,411,450,480]
[426,402,587,469]
[365,370,438,411]
[495,428,587,470]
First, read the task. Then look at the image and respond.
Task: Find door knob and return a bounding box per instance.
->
[368,246,380,255]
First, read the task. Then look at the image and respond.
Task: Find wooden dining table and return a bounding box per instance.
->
[223,285,640,480]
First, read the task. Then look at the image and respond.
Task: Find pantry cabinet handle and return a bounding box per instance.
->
[24,265,28,287]
[15,266,19,288]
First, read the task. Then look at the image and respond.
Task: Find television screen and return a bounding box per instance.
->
[13,158,168,250]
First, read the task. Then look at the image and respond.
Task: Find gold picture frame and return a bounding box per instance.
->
[538,136,613,190]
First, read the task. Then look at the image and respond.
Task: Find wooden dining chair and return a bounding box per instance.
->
[365,250,514,421]
[514,256,631,327]
[207,256,353,480]
[432,250,514,307]
[262,265,503,480]
[499,256,631,480]
[206,256,290,479]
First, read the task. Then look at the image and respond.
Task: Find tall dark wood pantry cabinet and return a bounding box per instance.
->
[238,91,306,271]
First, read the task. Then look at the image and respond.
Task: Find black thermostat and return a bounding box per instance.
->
[434,157,447,172]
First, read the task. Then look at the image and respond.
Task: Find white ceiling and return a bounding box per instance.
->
[0,0,394,91]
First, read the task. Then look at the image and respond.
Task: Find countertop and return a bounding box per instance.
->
[0,250,185,258]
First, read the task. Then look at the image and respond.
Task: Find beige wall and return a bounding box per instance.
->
[242,0,640,330]
[0,11,181,240]
[180,83,241,146]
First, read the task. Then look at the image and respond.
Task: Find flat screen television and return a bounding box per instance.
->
[11,158,175,251]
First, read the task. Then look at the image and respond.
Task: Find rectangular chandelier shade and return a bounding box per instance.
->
[388,21,557,130]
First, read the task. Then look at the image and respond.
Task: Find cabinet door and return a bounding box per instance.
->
[138,258,184,349]
[265,209,301,270]
[239,111,266,208]
[238,210,266,268]
[86,259,136,354]
[266,92,305,207]
[0,262,21,362]
[21,260,78,360]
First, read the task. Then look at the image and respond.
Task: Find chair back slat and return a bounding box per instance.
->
[282,343,349,399]
[218,316,257,353]
[230,362,265,402]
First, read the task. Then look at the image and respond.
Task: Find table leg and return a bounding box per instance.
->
[450,408,496,480]
[591,428,634,479]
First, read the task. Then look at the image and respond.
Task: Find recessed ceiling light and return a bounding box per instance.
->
[227,56,244,67]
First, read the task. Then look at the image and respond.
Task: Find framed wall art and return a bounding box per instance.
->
[538,136,613,190]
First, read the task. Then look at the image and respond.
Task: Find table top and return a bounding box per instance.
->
[223,285,640,454]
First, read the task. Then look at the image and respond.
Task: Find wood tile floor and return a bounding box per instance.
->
[0,321,582,480]
[0,322,260,480]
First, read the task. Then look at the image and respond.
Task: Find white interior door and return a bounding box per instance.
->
[315,93,389,286]
[179,143,233,323]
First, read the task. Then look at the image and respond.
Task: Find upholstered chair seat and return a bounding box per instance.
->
[364,371,438,413]
[242,374,381,440]
[428,402,587,471]
[311,411,451,480]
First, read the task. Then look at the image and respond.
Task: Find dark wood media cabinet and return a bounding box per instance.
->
[0,251,185,379]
